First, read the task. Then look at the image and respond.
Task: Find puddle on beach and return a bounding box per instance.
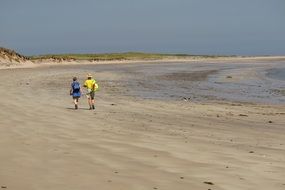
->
[85,61,285,104]
[267,67,285,81]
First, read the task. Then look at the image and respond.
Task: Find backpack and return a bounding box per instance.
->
[94,83,99,91]
[91,79,99,92]
[72,82,80,91]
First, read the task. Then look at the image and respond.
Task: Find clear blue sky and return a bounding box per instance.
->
[0,0,284,55]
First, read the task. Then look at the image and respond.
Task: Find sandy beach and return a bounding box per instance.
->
[0,59,285,190]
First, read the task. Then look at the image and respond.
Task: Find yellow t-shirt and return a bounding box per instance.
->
[84,79,96,90]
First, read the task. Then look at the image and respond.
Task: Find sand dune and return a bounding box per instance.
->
[0,62,285,190]
[0,47,33,68]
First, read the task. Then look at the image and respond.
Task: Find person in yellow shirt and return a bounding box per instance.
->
[84,73,97,110]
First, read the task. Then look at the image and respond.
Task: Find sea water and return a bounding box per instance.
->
[267,68,285,81]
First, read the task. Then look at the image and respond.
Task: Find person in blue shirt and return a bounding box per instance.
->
[70,77,82,110]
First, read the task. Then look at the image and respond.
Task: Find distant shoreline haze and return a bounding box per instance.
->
[1,0,284,56]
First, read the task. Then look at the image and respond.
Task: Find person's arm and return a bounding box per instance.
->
[83,80,87,88]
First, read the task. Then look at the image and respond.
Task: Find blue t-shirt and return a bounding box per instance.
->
[71,81,81,97]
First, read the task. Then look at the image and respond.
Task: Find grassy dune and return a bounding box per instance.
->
[29,52,230,61]
[30,52,184,61]
[0,47,29,64]
[1,46,236,62]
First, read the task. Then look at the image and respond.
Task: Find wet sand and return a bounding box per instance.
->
[0,60,285,190]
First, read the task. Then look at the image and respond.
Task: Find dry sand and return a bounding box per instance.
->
[0,60,285,190]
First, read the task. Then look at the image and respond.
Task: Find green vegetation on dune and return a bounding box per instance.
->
[0,47,29,59]
[29,52,232,61]
[1,46,237,62]
[29,52,181,61]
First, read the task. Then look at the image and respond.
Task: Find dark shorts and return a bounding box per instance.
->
[73,96,80,99]
[86,91,95,100]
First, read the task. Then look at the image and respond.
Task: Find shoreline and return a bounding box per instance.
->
[1,55,285,70]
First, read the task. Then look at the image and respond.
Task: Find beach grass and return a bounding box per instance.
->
[29,52,179,61]
[1,47,237,62]
[29,52,233,61]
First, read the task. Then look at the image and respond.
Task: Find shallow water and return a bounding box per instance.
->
[84,61,285,104]
[4,61,284,104]
[267,67,285,81]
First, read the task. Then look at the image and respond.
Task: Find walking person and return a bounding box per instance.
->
[84,73,97,110]
[70,77,82,110]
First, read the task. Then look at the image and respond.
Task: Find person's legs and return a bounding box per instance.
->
[73,97,79,109]
[91,92,95,109]
[88,98,92,109]
[92,99,95,109]
[86,93,92,109]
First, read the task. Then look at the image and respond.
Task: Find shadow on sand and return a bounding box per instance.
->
[66,107,92,111]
